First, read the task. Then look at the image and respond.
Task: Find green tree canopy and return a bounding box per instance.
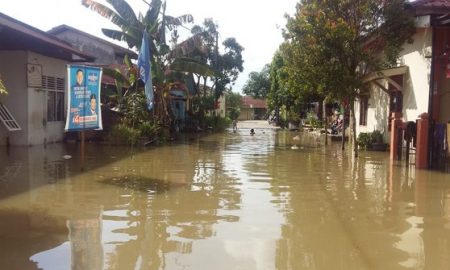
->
[242,64,270,99]
[281,0,415,156]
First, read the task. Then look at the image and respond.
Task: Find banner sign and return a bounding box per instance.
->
[65,65,103,131]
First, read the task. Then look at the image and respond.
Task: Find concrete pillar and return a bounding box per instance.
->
[390,112,403,161]
[416,113,429,169]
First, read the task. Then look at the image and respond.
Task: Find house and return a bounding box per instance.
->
[0,12,95,146]
[48,24,137,65]
[239,96,267,121]
[355,0,450,169]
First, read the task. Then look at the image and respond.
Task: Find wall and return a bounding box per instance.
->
[400,27,432,122]
[27,52,68,145]
[238,108,253,121]
[355,26,432,143]
[0,51,29,145]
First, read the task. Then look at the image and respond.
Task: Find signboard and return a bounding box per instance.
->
[27,63,42,88]
[65,65,103,131]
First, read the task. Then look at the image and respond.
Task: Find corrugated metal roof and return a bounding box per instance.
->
[48,25,138,59]
[0,12,95,62]
[241,96,267,109]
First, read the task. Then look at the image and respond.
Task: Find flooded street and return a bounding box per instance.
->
[1,128,450,270]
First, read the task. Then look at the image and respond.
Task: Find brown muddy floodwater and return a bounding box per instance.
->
[0,129,450,270]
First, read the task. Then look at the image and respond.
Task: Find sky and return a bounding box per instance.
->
[0,0,298,93]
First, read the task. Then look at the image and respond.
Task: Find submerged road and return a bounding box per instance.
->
[0,128,449,269]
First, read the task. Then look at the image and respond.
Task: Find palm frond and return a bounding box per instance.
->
[102,29,139,48]
[144,0,162,27]
[82,0,129,30]
[170,57,216,77]
[169,34,205,58]
[165,14,194,30]
[106,0,139,27]
[103,67,130,88]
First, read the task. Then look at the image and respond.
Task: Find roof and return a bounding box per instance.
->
[48,24,137,59]
[0,12,95,62]
[410,0,450,15]
[241,96,267,109]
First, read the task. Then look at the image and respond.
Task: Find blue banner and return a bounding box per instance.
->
[65,65,103,131]
[138,31,154,110]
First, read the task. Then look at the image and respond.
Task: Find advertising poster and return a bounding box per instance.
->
[65,65,103,131]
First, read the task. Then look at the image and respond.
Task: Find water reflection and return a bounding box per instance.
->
[0,130,450,269]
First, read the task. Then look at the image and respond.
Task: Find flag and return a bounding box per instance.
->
[138,31,154,110]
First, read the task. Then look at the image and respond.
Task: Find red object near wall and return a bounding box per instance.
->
[416,113,429,169]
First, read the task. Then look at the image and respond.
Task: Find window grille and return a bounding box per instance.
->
[42,75,65,122]
[0,103,21,131]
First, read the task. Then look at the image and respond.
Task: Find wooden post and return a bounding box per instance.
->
[390,112,403,161]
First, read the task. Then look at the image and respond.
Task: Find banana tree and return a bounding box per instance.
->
[83,0,216,126]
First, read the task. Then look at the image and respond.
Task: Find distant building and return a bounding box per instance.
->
[0,13,94,146]
[239,96,267,120]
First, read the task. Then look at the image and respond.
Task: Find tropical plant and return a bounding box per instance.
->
[83,0,218,137]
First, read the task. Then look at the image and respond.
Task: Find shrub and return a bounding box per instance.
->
[357,132,372,149]
[357,130,385,149]
[107,123,140,145]
[370,130,384,143]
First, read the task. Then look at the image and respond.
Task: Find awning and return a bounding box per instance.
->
[362,66,408,93]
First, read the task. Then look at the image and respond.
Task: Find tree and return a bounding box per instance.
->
[242,64,270,99]
[282,0,415,157]
[189,19,244,99]
[83,0,216,128]
[225,90,241,120]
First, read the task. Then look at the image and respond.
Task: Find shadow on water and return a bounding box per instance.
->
[99,175,186,193]
[0,208,68,270]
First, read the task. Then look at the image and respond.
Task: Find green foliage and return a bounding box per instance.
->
[357,130,385,149]
[357,132,373,149]
[370,130,384,144]
[120,92,150,126]
[242,65,270,98]
[139,121,160,138]
[107,123,141,145]
[192,95,216,113]
[189,19,244,98]
[281,0,415,102]
[204,116,231,131]
[225,91,241,120]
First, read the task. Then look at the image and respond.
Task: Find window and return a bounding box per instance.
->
[359,96,368,126]
[42,76,65,122]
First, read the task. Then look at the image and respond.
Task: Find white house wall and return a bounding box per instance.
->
[27,51,68,145]
[0,51,29,145]
[356,84,391,142]
[356,27,432,143]
[400,28,432,122]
